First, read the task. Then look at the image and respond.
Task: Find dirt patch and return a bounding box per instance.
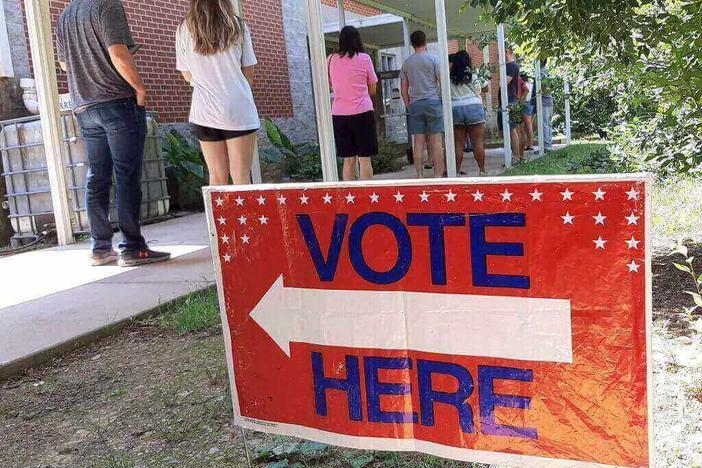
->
[1,249,701,467]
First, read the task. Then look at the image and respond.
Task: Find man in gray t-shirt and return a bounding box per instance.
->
[56,0,170,267]
[400,30,444,179]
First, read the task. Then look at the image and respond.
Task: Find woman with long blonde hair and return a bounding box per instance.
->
[176,0,259,185]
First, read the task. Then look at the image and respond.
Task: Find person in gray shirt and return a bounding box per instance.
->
[400,30,444,179]
[57,0,170,267]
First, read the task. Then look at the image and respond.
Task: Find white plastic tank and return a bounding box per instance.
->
[0,113,170,244]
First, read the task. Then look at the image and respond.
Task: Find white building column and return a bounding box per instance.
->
[534,59,544,156]
[497,23,511,168]
[564,79,572,145]
[434,0,456,177]
[304,0,338,181]
[337,0,346,30]
[24,0,74,245]
[401,18,411,61]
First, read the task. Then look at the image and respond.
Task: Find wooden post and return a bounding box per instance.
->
[434,0,456,177]
[534,59,545,156]
[497,23,511,168]
[24,0,74,245]
[304,0,339,181]
[232,0,262,184]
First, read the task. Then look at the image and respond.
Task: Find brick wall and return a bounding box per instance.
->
[22,0,293,123]
[320,0,381,17]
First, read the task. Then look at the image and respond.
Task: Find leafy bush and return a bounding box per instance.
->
[162,130,208,209]
[373,140,406,174]
[260,118,407,180]
[259,119,326,181]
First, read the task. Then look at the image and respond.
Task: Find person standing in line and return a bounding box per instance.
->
[327,26,379,181]
[539,58,555,151]
[450,51,488,176]
[400,30,444,178]
[176,0,260,185]
[519,72,535,151]
[500,45,523,163]
[57,0,170,267]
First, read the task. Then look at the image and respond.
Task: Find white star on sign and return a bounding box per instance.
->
[561,212,575,225]
[444,190,457,202]
[257,195,266,205]
[345,193,356,204]
[235,196,245,206]
[626,213,640,225]
[238,215,247,225]
[217,216,227,226]
[593,212,607,225]
[593,237,608,249]
[323,193,333,204]
[240,234,250,244]
[592,188,606,201]
[560,189,574,201]
[627,260,641,273]
[221,234,230,244]
[394,191,405,203]
[530,189,543,202]
[259,215,269,225]
[369,192,380,204]
[626,188,640,201]
[501,189,513,202]
[472,190,484,202]
[299,194,309,205]
[277,194,287,205]
[223,253,232,263]
[419,191,430,203]
[626,236,641,250]
[215,197,224,207]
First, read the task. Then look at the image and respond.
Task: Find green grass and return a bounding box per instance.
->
[501,143,608,176]
[159,288,221,334]
[499,142,702,244]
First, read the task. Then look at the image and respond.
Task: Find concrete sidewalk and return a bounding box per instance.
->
[0,214,213,375]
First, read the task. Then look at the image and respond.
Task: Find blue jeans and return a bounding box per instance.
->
[542,104,553,149]
[76,98,147,253]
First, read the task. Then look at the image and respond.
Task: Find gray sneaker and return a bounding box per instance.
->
[90,250,119,266]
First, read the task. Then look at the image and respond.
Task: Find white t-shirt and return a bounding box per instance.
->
[450,73,484,107]
[176,19,259,131]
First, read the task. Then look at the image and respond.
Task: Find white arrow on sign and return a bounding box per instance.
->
[251,276,573,363]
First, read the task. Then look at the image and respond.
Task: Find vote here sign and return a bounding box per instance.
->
[205,174,652,468]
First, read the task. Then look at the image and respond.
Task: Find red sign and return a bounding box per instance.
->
[206,175,652,467]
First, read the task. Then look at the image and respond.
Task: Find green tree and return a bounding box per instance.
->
[467,0,702,171]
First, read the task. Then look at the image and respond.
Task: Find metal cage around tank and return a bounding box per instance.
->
[0,112,170,246]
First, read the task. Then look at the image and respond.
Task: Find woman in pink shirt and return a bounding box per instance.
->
[328,26,379,181]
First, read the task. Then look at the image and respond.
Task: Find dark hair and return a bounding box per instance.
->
[337,26,364,58]
[540,57,548,67]
[410,30,426,48]
[450,50,472,85]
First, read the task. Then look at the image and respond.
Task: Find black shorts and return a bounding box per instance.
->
[192,124,258,142]
[332,110,379,158]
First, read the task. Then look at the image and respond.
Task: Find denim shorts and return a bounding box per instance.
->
[452,104,485,127]
[522,103,534,116]
[408,98,444,135]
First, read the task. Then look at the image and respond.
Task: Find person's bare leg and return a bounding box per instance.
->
[428,133,444,178]
[200,140,229,185]
[413,133,426,178]
[510,128,522,162]
[453,126,467,174]
[343,157,358,181]
[468,123,486,173]
[523,115,534,149]
[226,132,256,185]
[358,157,373,180]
